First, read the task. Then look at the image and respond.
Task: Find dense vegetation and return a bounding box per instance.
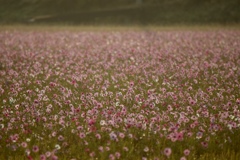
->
[0,0,239,25]
[0,28,240,160]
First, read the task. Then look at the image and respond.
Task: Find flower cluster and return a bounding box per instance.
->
[0,30,239,159]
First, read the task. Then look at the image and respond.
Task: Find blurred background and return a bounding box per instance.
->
[0,0,239,25]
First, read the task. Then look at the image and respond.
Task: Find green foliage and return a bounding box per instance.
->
[0,0,239,25]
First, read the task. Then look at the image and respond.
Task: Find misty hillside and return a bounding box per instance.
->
[0,0,239,25]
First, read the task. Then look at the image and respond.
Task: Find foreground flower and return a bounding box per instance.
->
[201,141,208,148]
[180,156,187,160]
[79,132,86,139]
[58,135,64,141]
[21,142,27,148]
[115,152,121,159]
[184,149,190,156]
[40,154,46,160]
[144,146,149,152]
[164,147,172,157]
[32,145,39,153]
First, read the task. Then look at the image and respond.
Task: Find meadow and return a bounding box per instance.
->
[0,27,240,160]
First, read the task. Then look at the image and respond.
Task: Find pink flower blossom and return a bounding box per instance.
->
[164,147,172,157]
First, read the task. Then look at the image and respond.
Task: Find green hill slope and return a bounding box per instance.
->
[0,0,239,25]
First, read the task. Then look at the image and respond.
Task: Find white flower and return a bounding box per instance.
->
[0,124,4,129]
[143,146,149,152]
[100,120,106,126]
[229,115,234,120]
[55,144,61,150]
[9,97,15,103]
[227,124,232,130]
[25,149,30,155]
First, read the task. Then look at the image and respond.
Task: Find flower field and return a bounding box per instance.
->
[0,29,240,160]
